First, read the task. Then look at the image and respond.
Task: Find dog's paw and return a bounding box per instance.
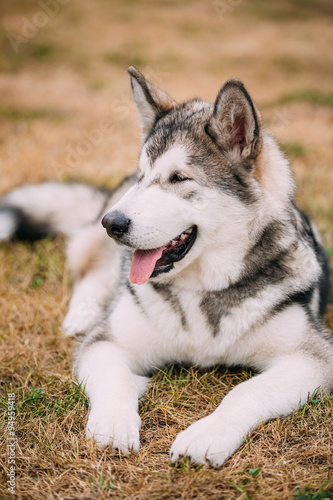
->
[62,316,80,337]
[170,414,244,468]
[62,309,96,336]
[86,408,141,454]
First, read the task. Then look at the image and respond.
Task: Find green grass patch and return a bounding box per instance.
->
[0,35,63,72]
[0,105,64,121]
[30,43,54,59]
[89,79,106,90]
[178,23,203,35]
[248,467,262,479]
[294,482,333,499]
[281,141,307,158]
[244,0,333,21]
[277,89,333,107]
[105,49,147,68]
[16,382,88,420]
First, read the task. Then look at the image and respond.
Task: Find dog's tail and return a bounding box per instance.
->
[0,182,111,241]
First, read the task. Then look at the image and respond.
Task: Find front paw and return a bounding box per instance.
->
[170,415,244,468]
[62,308,96,336]
[62,297,104,336]
[86,408,141,454]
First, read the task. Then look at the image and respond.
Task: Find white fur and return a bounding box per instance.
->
[170,353,324,468]
[0,211,16,240]
[152,144,190,175]
[63,224,122,336]
[78,341,149,453]
[130,78,157,138]
[110,147,257,289]
[62,268,113,336]
[3,183,106,237]
[77,291,331,464]
[73,137,333,465]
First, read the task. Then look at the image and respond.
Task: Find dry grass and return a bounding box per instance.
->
[0,0,333,498]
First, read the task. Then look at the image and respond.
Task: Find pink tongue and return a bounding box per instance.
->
[129,247,164,285]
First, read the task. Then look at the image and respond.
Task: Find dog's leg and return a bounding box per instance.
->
[170,353,331,468]
[63,225,122,336]
[77,340,150,453]
[62,269,114,336]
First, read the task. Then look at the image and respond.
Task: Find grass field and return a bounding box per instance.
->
[0,0,333,498]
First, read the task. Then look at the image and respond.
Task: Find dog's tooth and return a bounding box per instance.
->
[185,228,193,234]
[181,234,187,241]
[171,240,177,246]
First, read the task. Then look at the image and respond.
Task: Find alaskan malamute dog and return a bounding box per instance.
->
[1,67,332,468]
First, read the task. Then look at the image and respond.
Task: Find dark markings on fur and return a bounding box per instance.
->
[294,206,331,316]
[273,286,331,345]
[271,293,333,364]
[316,245,331,315]
[143,102,259,206]
[181,189,198,201]
[232,171,248,189]
[120,248,134,279]
[200,293,224,337]
[87,332,111,345]
[146,177,161,188]
[146,176,198,201]
[0,206,53,241]
[222,165,258,205]
[301,341,333,365]
[200,221,297,336]
[243,221,292,277]
[201,213,330,336]
[271,286,324,330]
[120,249,149,317]
[151,282,188,330]
[144,103,209,165]
[126,281,148,317]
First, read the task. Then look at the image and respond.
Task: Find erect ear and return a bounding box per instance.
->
[128,66,177,139]
[206,78,262,161]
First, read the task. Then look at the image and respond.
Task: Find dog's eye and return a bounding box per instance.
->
[170,173,191,184]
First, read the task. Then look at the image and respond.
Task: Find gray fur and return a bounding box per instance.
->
[151,282,188,330]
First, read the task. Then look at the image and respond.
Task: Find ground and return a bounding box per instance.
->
[0,0,332,499]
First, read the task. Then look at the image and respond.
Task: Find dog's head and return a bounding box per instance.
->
[102,68,293,287]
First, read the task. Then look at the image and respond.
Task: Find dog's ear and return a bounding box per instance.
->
[206,78,262,161]
[128,66,177,139]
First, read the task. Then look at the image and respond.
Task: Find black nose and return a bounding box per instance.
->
[101,211,131,238]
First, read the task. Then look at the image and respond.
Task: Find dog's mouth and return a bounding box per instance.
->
[129,225,197,285]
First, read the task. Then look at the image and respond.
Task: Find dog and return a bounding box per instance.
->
[1,67,332,468]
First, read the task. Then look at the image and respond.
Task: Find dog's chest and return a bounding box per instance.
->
[124,281,253,366]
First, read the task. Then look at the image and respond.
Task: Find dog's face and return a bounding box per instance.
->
[102,68,267,285]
